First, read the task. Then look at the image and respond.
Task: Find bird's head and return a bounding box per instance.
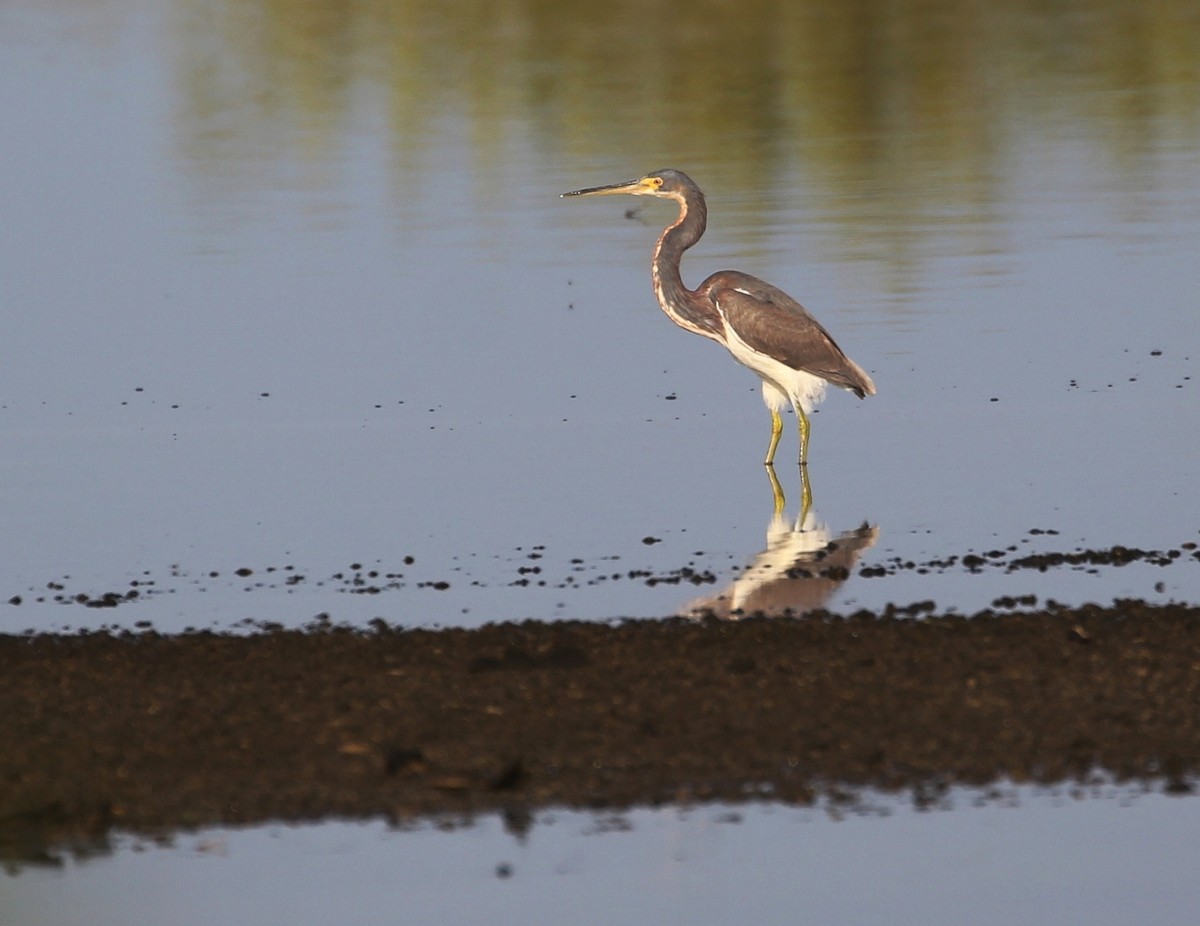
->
[561,168,698,202]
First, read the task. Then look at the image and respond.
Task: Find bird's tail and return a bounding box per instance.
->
[843,357,876,399]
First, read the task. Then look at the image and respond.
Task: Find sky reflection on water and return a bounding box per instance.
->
[2,0,1198,635]
[7,790,1200,926]
[3,4,1199,924]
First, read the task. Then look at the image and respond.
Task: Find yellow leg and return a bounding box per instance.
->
[765,408,784,466]
[766,461,813,523]
[798,461,813,524]
[765,463,786,515]
[796,406,811,466]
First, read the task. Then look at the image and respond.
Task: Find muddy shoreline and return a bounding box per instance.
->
[3,600,1199,863]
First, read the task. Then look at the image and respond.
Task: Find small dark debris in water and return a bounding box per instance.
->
[85,592,132,609]
[664,393,677,400]
[11,527,1197,626]
[1008,545,1168,571]
[992,595,1037,609]
[989,397,998,402]
[495,863,513,879]
[644,566,716,587]
[849,535,1193,585]
[1151,350,1162,356]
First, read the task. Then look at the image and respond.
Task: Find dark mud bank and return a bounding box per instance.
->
[3,600,1199,861]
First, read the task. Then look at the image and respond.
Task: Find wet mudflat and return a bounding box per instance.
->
[5,599,1199,865]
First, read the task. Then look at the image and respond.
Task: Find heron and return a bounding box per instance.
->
[562,168,875,466]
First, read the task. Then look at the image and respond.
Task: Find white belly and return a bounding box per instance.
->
[721,321,828,414]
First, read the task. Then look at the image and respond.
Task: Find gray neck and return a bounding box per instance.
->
[651,193,720,337]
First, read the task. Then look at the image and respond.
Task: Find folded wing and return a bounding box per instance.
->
[706,271,876,398]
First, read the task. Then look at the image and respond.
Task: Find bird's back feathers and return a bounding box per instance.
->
[702,271,876,398]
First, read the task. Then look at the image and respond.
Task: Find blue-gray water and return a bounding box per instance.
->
[8,792,1200,926]
[4,0,1197,635]
[2,0,1198,921]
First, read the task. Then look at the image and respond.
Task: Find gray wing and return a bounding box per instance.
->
[702,271,876,397]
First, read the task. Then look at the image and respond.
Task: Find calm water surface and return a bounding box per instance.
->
[3,0,1197,635]
[7,791,1200,926]
[2,0,1199,920]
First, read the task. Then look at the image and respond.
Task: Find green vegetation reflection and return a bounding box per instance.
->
[165,0,1200,260]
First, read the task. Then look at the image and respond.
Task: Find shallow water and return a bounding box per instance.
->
[2,0,1199,919]
[4,0,1198,635]
[7,789,1200,926]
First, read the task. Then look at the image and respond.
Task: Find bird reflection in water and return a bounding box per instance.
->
[687,465,879,620]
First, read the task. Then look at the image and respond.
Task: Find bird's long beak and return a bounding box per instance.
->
[561,178,647,198]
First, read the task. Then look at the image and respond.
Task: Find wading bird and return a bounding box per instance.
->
[562,169,875,465]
